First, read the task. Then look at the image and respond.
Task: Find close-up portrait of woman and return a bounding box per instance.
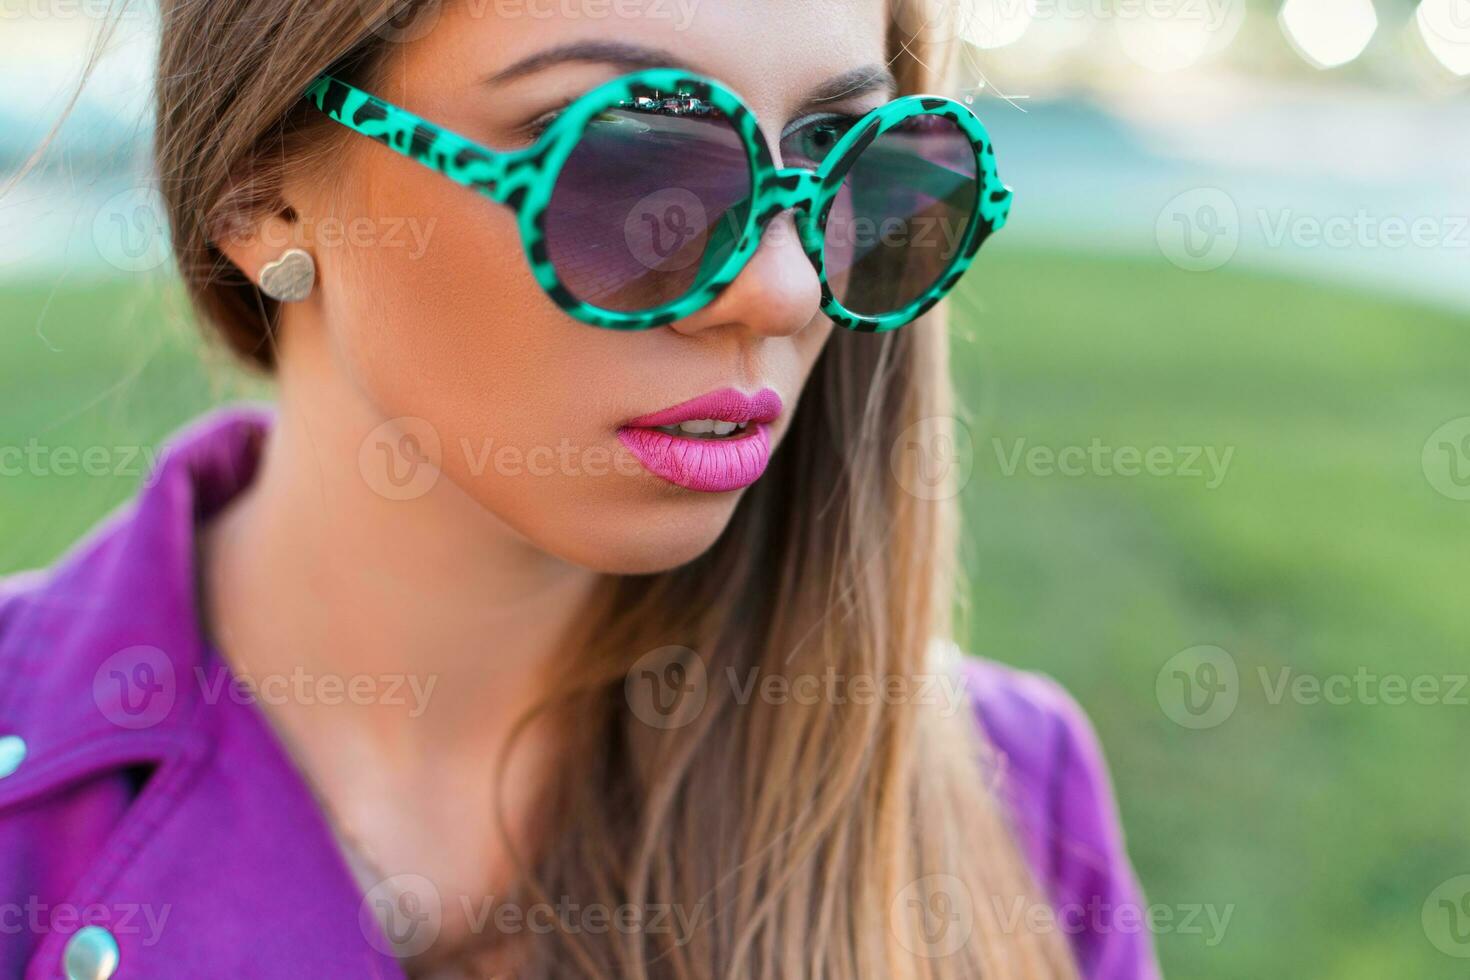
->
[3,0,1465,977]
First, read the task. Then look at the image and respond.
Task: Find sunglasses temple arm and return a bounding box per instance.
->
[303,76,515,204]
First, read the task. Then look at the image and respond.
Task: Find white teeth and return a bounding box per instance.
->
[656,419,751,438]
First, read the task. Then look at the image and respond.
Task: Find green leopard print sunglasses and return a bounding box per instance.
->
[304,68,1011,333]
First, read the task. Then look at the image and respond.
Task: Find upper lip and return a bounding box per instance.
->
[623,387,784,428]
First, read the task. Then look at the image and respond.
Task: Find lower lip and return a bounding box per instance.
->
[617,424,773,493]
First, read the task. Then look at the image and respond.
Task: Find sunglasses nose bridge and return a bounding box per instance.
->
[760,168,824,215]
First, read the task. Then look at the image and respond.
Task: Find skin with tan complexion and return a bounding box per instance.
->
[205,0,893,968]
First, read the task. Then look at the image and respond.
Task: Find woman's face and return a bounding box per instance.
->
[279,0,893,573]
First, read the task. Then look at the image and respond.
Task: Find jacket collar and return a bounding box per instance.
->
[0,406,269,767]
[1,406,403,978]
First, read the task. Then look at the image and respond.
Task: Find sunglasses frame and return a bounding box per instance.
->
[304,68,1011,333]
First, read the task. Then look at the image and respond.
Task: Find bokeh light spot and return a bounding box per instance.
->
[1279,0,1378,69]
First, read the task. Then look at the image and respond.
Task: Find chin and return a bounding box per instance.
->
[527,490,747,576]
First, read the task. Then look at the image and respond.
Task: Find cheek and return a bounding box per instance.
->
[327,157,583,440]
[332,158,532,386]
[314,156,681,568]
[309,153,839,575]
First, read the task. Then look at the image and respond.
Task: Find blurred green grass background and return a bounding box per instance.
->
[3,249,1467,977]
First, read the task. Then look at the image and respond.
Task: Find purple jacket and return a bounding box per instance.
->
[0,408,1159,979]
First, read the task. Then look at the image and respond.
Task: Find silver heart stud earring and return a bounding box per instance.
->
[258,248,316,302]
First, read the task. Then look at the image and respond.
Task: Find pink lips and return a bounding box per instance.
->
[618,387,783,493]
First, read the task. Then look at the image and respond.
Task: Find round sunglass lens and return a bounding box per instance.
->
[543,97,753,316]
[822,113,978,318]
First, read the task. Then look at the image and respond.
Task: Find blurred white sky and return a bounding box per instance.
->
[0,0,1464,146]
[1,1,1466,308]
[0,7,156,145]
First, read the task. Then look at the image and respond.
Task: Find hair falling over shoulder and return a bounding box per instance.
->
[49,0,1082,974]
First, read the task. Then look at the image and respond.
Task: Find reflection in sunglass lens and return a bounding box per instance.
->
[544,102,753,314]
[822,114,978,317]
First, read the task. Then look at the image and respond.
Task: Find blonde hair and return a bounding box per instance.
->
[121,0,1076,974]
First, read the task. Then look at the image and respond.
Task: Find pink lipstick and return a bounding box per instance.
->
[618,387,783,493]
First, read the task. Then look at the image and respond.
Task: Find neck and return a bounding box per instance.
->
[201,353,600,757]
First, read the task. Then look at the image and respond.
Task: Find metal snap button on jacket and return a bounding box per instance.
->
[0,734,24,778]
[64,926,120,980]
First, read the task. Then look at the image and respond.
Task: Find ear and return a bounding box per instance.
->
[214,202,311,292]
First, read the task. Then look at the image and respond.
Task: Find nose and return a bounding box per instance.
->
[667,212,822,340]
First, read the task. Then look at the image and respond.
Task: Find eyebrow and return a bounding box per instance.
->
[805,65,898,105]
[482,42,898,109]
[483,42,694,84]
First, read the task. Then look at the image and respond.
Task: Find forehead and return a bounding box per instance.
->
[393,0,891,117]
